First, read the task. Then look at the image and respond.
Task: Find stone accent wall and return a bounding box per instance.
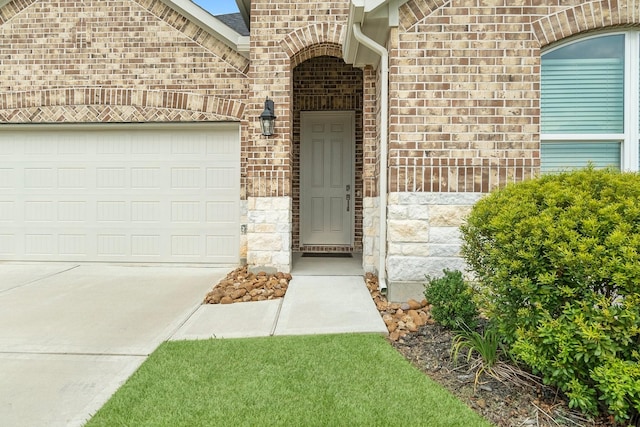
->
[246,197,292,273]
[386,192,483,301]
[362,197,379,273]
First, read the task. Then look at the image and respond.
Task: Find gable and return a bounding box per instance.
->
[0,0,248,108]
[0,0,248,95]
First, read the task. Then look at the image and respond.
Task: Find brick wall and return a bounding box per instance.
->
[245,0,351,199]
[391,2,541,193]
[0,0,248,123]
[390,0,640,195]
[381,0,640,300]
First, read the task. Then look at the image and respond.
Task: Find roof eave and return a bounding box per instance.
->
[168,0,249,56]
[237,0,251,31]
[343,0,405,68]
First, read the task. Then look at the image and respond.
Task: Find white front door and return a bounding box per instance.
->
[300,112,354,246]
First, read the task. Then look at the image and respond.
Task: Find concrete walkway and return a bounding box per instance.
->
[173,253,387,340]
[172,275,387,340]
[0,258,386,427]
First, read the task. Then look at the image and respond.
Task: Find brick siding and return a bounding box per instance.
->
[391,0,640,195]
[244,0,351,199]
[4,0,638,274]
[0,0,248,124]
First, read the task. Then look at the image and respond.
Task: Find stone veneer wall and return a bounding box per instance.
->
[246,197,292,273]
[385,192,483,302]
[362,197,379,273]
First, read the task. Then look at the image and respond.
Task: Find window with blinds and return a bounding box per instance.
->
[541,142,621,173]
[540,34,636,172]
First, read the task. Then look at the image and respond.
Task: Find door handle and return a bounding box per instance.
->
[346,193,351,212]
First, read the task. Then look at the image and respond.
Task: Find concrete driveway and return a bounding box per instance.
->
[0,263,228,427]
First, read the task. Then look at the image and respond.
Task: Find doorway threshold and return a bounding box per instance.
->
[301,252,352,258]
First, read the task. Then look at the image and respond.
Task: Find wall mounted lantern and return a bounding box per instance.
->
[259,97,276,137]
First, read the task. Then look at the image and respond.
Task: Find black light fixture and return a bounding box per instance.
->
[259,96,276,137]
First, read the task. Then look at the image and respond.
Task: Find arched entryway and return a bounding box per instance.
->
[291,54,364,254]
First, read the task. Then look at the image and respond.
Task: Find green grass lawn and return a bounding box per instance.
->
[87,334,491,426]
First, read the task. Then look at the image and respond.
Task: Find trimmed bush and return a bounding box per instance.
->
[460,167,640,422]
[424,269,478,330]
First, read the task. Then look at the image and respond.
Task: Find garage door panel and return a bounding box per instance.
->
[24,234,56,256]
[0,168,16,188]
[0,201,15,221]
[207,234,238,259]
[24,201,56,222]
[24,168,55,189]
[0,235,15,255]
[0,126,240,264]
[58,168,88,189]
[58,234,87,256]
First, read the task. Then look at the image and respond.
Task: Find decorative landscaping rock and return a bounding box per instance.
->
[204,266,292,304]
[364,272,433,342]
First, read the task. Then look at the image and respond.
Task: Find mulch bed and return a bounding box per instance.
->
[364,273,619,427]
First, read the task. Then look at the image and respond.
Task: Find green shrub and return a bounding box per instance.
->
[460,167,640,422]
[424,269,478,330]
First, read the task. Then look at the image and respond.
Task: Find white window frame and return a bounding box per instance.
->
[541,31,640,172]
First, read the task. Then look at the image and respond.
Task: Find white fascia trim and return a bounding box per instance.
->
[236,0,251,31]
[625,32,640,171]
[163,0,249,56]
[351,0,388,12]
[344,0,408,67]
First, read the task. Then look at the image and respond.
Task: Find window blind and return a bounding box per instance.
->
[541,142,621,173]
[541,58,624,134]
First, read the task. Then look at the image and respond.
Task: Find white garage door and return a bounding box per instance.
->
[0,124,240,264]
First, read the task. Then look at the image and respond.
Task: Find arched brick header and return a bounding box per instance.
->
[290,43,344,68]
[398,0,448,32]
[279,23,346,62]
[532,1,640,47]
[0,88,245,122]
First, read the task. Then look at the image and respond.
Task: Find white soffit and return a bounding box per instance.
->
[344,0,407,68]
